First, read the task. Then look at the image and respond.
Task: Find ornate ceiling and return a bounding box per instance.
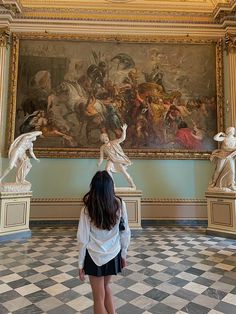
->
[18,1,233,16]
[0,0,227,23]
[19,1,230,12]
[0,0,235,34]
[20,0,231,12]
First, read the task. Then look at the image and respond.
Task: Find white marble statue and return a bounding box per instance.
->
[0,131,41,192]
[97,124,136,189]
[208,127,236,192]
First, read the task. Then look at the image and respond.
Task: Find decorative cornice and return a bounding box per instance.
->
[15,5,216,25]
[31,197,206,203]
[213,0,236,16]
[213,0,236,23]
[19,0,216,12]
[141,198,206,203]
[0,0,22,15]
[225,32,236,53]
[32,197,83,203]
[0,27,10,47]
[0,0,234,27]
[0,191,32,198]
[106,0,135,2]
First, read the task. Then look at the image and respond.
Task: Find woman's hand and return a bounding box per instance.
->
[121,258,127,268]
[79,268,85,281]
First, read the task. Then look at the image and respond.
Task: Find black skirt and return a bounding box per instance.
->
[84,250,122,277]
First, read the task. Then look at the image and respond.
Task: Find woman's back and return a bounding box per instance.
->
[83,204,122,266]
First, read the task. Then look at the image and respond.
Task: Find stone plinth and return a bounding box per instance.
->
[0,182,31,193]
[205,191,236,238]
[0,192,32,241]
[115,188,142,229]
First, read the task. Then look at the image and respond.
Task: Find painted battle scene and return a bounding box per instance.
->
[14,39,218,152]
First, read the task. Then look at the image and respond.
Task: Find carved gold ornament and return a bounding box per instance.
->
[0,28,10,47]
[225,33,236,54]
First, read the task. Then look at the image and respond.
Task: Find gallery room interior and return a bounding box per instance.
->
[0,0,236,313]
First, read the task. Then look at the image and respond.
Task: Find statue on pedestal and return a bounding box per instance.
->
[0,131,42,192]
[208,127,236,192]
[97,124,136,189]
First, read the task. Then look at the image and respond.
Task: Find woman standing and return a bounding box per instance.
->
[77,171,131,314]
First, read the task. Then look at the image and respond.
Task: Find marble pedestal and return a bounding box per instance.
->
[0,192,32,241]
[115,188,142,229]
[205,191,236,238]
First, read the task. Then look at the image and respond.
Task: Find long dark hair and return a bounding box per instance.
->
[83,171,121,230]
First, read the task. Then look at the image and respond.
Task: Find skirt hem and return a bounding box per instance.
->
[84,250,122,277]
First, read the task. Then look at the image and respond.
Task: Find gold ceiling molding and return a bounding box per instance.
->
[19,0,229,13]
[106,0,135,3]
[0,0,22,14]
[13,0,233,25]
[0,0,233,26]
[213,0,236,16]
[213,0,236,24]
[20,9,214,24]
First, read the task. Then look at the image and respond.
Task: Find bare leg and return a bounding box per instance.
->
[104,275,115,314]
[120,165,136,188]
[89,275,106,314]
[105,161,116,187]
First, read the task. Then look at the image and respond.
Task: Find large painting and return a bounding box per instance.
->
[7,34,224,159]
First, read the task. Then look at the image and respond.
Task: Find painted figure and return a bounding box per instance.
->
[175,121,203,150]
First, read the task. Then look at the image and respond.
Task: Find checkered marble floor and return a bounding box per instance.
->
[0,225,236,314]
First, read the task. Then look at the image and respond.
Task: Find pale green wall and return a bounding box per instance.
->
[1,43,230,200]
[2,157,213,198]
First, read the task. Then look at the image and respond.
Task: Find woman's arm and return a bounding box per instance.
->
[120,200,131,263]
[77,207,90,271]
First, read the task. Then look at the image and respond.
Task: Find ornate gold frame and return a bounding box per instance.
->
[7,33,224,159]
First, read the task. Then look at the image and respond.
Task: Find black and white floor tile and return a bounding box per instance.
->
[0,225,236,313]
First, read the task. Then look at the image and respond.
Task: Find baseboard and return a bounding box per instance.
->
[29,219,208,227]
[30,220,78,226]
[142,219,208,226]
[30,197,207,220]
[206,228,236,239]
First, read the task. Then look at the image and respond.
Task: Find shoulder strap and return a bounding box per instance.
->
[120,199,124,218]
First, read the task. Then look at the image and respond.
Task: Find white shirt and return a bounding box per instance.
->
[77,200,131,268]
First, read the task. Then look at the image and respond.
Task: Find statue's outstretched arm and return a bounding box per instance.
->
[117,124,127,144]
[213,132,225,142]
